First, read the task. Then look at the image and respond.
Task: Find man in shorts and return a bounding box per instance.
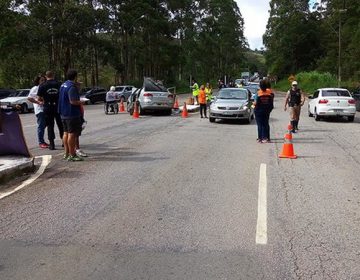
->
[58,69,84,161]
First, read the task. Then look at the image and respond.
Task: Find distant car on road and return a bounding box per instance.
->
[308,88,356,122]
[209,87,254,123]
[127,78,174,116]
[114,85,135,102]
[243,82,260,100]
[0,89,33,113]
[81,87,107,104]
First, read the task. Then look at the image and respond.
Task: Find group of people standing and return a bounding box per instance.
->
[190,79,213,118]
[27,69,87,161]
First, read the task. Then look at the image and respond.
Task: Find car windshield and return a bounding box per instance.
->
[322,90,350,97]
[8,92,18,97]
[244,86,258,94]
[115,86,124,92]
[218,89,248,99]
[16,90,29,97]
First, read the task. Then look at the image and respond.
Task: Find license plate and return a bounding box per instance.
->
[224,111,233,115]
[334,109,343,112]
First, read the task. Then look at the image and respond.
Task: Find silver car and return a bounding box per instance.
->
[209,88,254,123]
[127,78,175,115]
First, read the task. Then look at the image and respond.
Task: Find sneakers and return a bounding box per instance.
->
[39,143,49,149]
[63,154,69,160]
[76,149,87,157]
[67,155,84,162]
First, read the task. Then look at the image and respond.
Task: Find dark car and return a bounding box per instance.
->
[352,88,360,111]
[0,88,17,100]
[81,87,107,104]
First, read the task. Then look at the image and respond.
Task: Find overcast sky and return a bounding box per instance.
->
[236,0,270,50]
[236,1,318,50]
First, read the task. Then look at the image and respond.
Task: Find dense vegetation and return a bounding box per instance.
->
[264,0,360,88]
[0,0,256,89]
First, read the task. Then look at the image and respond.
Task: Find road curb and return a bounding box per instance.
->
[0,156,35,187]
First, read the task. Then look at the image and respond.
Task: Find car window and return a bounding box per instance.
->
[144,78,167,92]
[115,86,124,92]
[218,89,248,99]
[322,90,350,97]
[313,91,319,98]
[125,87,132,91]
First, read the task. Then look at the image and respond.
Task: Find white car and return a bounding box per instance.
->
[0,89,33,113]
[308,88,356,122]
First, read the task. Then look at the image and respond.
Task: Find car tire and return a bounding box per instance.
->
[165,109,172,116]
[21,103,29,113]
[348,116,355,122]
[129,107,134,116]
[139,105,145,115]
[308,106,313,117]
[90,99,95,105]
[314,108,320,121]
[245,114,251,124]
[209,117,215,123]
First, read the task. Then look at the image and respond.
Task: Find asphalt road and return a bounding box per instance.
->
[1,93,360,279]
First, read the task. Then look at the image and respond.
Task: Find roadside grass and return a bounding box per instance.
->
[274,71,338,95]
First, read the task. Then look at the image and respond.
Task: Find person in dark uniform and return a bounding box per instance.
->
[284,81,305,133]
[37,71,63,150]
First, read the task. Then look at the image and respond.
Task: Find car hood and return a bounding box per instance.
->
[0,97,26,103]
[213,99,248,107]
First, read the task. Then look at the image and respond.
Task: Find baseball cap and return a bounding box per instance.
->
[110,86,115,91]
[292,81,298,86]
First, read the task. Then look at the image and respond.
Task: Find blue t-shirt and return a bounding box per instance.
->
[58,80,81,119]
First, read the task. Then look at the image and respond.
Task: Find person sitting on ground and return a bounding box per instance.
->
[106,86,118,112]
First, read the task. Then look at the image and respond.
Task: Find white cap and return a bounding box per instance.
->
[292,81,298,86]
[110,86,115,91]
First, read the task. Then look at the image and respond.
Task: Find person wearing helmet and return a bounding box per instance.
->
[284,81,305,132]
[106,86,118,113]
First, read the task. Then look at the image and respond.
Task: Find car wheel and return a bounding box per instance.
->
[129,107,134,116]
[209,117,215,123]
[90,99,95,105]
[165,109,172,116]
[308,106,313,117]
[139,105,145,115]
[314,108,321,121]
[21,103,29,113]
[348,116,355,122]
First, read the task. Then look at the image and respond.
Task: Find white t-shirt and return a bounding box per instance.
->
[28,85,43,115]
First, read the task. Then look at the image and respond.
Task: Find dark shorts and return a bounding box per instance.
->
[62,117,82,136]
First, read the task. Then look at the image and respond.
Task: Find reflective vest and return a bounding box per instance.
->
[255,89,274,112]
[198,89,207,104]
[288,88,301,106]
[192,83,199,97]
[205,87,212,101]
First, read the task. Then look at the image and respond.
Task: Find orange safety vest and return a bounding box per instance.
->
[198,89,207,104]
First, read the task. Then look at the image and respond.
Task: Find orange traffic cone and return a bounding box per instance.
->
[279,123,297,159]
[173,96,179,110]
[119,99,125,112]
[133,101,140,119]
[182,102,188,118]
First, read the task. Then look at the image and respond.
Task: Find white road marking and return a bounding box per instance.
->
[256,163,267,245]
[0,155,51,200]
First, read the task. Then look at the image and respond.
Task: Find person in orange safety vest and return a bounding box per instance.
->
[198,85,207,118]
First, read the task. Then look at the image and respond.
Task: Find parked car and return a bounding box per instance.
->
[127,78,174,115]
[114,85,135,102]
[209,87,254,123]
[81,87,107,104]
[351,88,360,111]
[0,88,17,100]
[308,88,356,122]
[0,89,33,113]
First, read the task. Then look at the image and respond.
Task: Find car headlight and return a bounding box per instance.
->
[241,105,248,110]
